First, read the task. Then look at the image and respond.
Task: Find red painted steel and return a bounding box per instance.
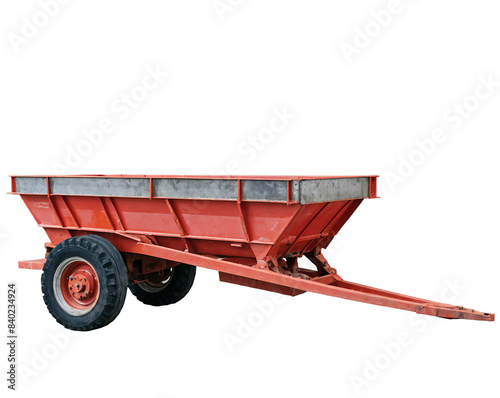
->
[16,193,362,262]
[18,258,46,270]
[60,259,99,310]
[11,175,494,321]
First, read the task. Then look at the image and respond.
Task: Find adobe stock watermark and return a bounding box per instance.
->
[7,0,71,54]
[349,277,466,395]
[213,106,296,175]
[223,292,289,353]
[19,329,77,386]
[212,0,244,22]
[383,74,499,191]
[339,0,414,64]
[51,64,168,174]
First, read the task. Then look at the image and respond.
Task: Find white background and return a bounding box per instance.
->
[1,1,499,397]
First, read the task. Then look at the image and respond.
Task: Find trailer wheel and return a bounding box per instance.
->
[41,235,128,331]
[128,264,196,306]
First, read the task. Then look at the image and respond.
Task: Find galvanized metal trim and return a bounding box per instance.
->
[50,177,150,197]
[298,178,369,204]
[291,180,300,202]
[13,176,371,203]
[14,177,47,194]
[153,179,238,200]
[241,180,289,202]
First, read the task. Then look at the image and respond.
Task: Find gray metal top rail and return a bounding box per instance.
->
[11,175,377,204]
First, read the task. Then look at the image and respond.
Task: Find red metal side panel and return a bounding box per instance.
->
[172,200,247,241]
[21,195,57,226]
[300,201,347,237]
[50,196,79,228]
[243,202,301,243]
[18,182,367,262]
[285,201,349,254]
[276,202,328,243]
[63,196,114,230]
[110,197,179,234]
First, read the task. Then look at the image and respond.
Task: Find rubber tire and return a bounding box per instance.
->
[128,264,196,306]
[41,235,128,331]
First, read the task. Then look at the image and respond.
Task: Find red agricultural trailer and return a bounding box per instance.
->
[11,175,494,330]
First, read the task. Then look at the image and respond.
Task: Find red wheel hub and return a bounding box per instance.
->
[60,260,99,310]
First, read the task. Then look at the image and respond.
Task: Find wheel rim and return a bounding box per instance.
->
[53,257,100,316]
[137,268,174,293]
